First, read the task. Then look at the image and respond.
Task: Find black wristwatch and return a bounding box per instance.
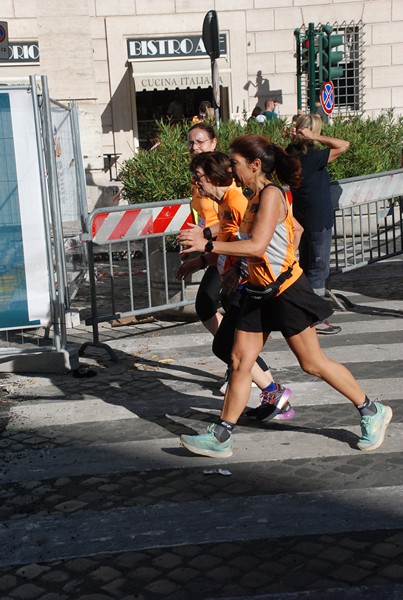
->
[204,240,214,252]
[203,227,212,241]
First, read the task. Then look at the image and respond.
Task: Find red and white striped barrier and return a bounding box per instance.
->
[90,201,193,245]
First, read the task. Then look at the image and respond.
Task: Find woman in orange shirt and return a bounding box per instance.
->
[178,150,294,419]
[185,123,221,336]
[184,123,276,396]
[178,134,392,458]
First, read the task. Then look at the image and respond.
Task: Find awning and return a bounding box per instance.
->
[130,61,231,92]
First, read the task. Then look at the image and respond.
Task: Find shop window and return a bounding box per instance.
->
[135,88,213,149]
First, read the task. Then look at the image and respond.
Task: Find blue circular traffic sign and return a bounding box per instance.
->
[320,81,335,115]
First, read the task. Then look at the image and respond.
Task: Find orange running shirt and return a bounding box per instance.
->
[216,185,248,275]
[238,184,303,293]
[190,184,219,229]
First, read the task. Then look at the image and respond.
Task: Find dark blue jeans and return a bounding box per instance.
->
[298,227,333,297]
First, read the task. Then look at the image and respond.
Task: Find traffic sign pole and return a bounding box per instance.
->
[202,10,221,123]
[307,22,316,114]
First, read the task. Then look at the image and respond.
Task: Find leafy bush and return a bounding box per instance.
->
[119,111,403,204]
[118,121,190,204]
[323,110,403,180]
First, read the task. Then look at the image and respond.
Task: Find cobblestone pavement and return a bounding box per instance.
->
[0,256,402,599]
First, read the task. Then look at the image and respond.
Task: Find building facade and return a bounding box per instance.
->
[1,0,402,207]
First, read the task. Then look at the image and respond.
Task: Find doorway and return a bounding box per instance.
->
[135,87,227,149]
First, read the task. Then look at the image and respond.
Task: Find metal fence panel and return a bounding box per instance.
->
[331,171,403,272]
[80,170,403,358]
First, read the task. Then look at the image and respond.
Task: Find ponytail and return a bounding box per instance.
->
[230,134,301,188]
[271,144,301,188]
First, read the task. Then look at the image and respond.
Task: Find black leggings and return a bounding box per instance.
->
[195,266,222,323]
[212,289,269,372]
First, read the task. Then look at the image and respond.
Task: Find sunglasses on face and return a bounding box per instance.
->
[191,172,207,183]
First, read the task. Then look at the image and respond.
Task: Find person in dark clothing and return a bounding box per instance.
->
[315,99,330,124]
[286,113,350,335]
[248,106,266,124]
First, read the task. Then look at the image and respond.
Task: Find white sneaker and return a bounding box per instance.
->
[218,373,259,396]
[216,368,229,396]
[218,379,228,396]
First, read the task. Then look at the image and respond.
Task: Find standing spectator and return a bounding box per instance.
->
[167,95,184,122]
[286,113,349,334]
[273,98,281,117]
[248,106,266,124]
[192,101,213,125]
[262,99,278,121]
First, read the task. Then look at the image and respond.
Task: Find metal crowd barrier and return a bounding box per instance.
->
[79,199,196,360]
[79,170,403,360]
[330,170,403,272]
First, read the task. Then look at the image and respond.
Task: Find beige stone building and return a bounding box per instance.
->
[1,0,402,207]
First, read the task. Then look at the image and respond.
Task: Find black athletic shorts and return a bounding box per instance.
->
[237,273,333,338]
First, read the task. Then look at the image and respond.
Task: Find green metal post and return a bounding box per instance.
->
[308,22,316,114]
[294,28,302,111]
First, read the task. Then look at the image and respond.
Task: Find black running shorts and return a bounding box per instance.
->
[236,273,333,338]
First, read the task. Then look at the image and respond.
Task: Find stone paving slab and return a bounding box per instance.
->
[0,529,403,599]
[2,485,403,567]
[1,452,402,522]
[0,418,400,485]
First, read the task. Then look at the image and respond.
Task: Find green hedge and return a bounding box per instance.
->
[118,110,403,204]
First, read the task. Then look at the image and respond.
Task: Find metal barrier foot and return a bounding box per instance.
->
[325,289,349,312]
[78,341,119,362]
[333,292,403,318]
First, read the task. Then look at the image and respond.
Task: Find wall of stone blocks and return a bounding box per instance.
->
[0,0,402,209]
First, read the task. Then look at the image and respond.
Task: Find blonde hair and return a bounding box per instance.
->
[294,113,322,151]
[295,113,322,135]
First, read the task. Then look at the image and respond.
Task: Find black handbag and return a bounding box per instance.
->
[244,263,295,301]
[244,281,280,301]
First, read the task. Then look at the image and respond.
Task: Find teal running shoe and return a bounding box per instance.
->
[357,402,393,451]
[180,424,233,458]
